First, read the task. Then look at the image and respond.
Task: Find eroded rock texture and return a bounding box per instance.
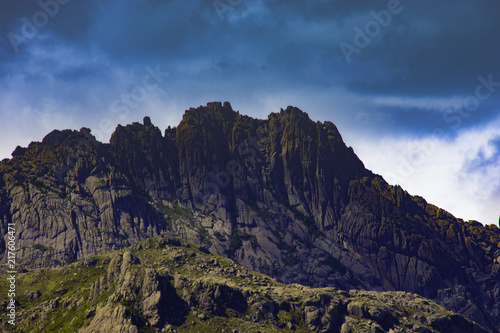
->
[1,102,499,330]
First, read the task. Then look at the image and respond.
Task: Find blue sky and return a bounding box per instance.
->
[1,0,500,225]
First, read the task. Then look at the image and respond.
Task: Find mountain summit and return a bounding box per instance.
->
[1,102,499,330]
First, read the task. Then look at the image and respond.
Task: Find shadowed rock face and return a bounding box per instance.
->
[0,102,499,330]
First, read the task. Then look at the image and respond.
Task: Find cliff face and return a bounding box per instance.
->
[1,102,499,330]
[0,128,167,267]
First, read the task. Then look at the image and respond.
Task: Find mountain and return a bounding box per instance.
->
[1,102,499,331]
[0,236,487,333]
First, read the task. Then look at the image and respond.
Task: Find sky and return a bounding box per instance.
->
[0,0,499,225]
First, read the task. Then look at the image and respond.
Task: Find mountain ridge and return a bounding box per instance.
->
[0,235,489,332]
[1,102,499,331]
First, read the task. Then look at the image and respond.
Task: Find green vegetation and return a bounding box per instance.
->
[198,227,212,246]
[32,244,52,252]
[0,254,111,332]
[0,236,482,332]
[156,200,193,219]
[30,179,62,197]
[213,231,225,241]
[229,229,258,251]
[229,231,243,251]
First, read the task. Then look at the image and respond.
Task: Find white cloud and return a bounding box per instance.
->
[0,98,80,159]
[348,116,500,225]
[367,95,465,112]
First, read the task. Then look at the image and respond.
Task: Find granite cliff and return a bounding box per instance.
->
[1,102,499,331]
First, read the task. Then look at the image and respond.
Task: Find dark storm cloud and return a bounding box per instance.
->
[1,0,500,139]
[0,0,95,58]
[344,2,500,96]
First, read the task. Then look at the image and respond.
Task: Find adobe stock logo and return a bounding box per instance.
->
[6,0,71,54]
[339,0,414,64]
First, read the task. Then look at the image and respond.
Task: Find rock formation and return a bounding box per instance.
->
[1,102,499,331]
[0,237,488,332]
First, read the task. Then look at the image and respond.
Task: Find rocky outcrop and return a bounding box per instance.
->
[0,238,488,332]
[0,102,499,330]
[109,118,180,200]
[0,127,167,267]
[79,304,138,333]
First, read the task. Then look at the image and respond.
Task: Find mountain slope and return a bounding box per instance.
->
[1,102,499,330]
[0,236,488,333]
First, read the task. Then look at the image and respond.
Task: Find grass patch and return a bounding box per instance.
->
[157,201,193,219]
[32,244,52,252]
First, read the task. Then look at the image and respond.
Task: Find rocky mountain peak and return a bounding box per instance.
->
[277,105,309,120]
[143,116,153,127]
[1,102,499,331]
[181,101,237,126]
